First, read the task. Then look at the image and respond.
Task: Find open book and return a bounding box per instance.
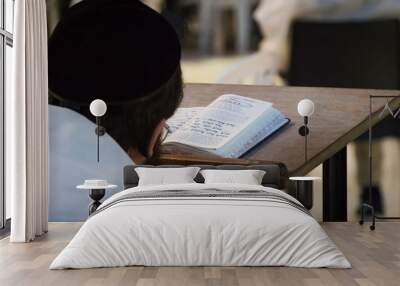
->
[164,94,290,158]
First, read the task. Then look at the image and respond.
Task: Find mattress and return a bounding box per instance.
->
[50,183,351,269]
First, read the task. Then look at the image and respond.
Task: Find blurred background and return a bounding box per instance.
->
[45,0,400,222]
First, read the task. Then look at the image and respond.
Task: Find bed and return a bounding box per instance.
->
[50,164,350,269]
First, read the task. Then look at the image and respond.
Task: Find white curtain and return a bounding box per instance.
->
[8,0,49,242]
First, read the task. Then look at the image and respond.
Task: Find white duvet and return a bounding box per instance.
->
[50,183,351,269]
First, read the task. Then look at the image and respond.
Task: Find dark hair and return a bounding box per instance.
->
[101,66,183,156]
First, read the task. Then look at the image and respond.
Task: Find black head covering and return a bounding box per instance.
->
[49,0,181,106]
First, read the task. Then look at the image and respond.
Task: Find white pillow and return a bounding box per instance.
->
[200,169,266,185]
[135,167,200,186]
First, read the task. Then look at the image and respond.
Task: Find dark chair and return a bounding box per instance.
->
[288,19,400,90]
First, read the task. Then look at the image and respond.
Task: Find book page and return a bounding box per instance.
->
[166,107,205,134]
[213,108,289,158]
[165,94,272,149]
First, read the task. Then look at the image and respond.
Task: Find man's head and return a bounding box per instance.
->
[103,66,183,158]
[48,0,183,161]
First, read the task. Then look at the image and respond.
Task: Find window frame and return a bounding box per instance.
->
[0,0,13,231]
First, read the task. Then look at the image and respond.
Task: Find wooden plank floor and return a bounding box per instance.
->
[0,222,399,286]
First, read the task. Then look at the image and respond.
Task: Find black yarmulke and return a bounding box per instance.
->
[49,0,181,106]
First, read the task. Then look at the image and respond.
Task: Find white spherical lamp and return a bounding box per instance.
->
[297,99,315,163]
[90,99,107,117]
[89,99,107,162]
[297,99,314,117]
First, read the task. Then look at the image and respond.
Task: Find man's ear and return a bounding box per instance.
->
[147,119,166,157]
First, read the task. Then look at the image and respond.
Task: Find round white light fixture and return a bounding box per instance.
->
[297,99,315,117]
[90,99,107,117]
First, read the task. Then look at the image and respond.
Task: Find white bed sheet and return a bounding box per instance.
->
[50,183,350,269]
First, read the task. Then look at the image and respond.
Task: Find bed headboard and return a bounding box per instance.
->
[123,164,288,190]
